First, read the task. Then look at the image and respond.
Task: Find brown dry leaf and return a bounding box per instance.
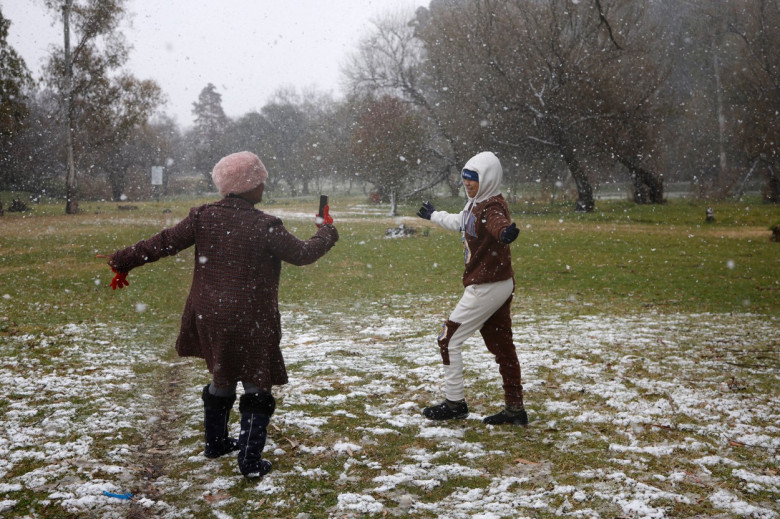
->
[515,458,541,466]
[647,423,675,431]
[685,471,702,484]
[204,493,231,502]
[286,437,299,449]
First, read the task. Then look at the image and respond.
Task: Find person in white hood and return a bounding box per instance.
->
[417,151,527,425]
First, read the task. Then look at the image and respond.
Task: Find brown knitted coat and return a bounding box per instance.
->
[109,197,338,390]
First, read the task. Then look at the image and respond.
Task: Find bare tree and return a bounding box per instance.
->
[343,8,463,197]
[313,98,363,195]
[419,0,667,211]
[42,0,163,209]
[260,89,308,197]
[224,111,277,191]
[724,0,779,203]
[586,0,670,204]
[350,95,428,215]
[296,90,341,196]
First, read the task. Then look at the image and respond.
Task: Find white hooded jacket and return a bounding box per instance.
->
[430,151,504,231]
[430,151,515,286]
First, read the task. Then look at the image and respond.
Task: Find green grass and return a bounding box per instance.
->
[2,196,776,325]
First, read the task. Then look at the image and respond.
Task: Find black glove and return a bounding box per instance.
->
[500,223,519,244]
[417,201,435,220]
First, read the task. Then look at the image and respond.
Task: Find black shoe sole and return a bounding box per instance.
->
[423,411,469,420]
[483,418,528,426]
[483,410,529,426]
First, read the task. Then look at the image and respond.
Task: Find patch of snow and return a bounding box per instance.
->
[1,306,777,517]
[709,489,778,518]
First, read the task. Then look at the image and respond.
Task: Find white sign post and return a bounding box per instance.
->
[151,166,164,186]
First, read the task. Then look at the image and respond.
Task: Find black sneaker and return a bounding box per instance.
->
[483,407,529,426]
[422,399,469,420]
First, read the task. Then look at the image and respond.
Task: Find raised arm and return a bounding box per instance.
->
[266,216,338,266]
[417,201,463,232]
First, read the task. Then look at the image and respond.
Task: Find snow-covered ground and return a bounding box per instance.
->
[1,302,778,518]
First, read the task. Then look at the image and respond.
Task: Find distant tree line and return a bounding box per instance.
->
[0,0,777,214]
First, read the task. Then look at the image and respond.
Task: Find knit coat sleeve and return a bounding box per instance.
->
[109,209,197,273]
[265,222,339,266]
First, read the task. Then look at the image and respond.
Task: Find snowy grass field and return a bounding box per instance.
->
[1,196,778,518]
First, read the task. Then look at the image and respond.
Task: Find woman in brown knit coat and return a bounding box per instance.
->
[104,151,338,478]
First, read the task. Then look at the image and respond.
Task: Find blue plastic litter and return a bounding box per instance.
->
[103,490,133,500]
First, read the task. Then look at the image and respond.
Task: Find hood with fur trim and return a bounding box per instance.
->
[462,151,503,203]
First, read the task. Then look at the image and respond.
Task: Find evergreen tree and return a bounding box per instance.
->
[0,9,33,190]
[191,83,230,188]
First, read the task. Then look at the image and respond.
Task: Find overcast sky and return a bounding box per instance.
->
[2,0,427,127]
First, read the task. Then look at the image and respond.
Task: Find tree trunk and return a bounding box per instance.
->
[556,133,594,212]
[713,52,729,192]
[388,190,398,217]
[765,165,779,204]
[110,169,125,202]
[286,178,297,198]
[620,158,665,204]
[64,124,78,213]
[201,170,216,193]
[447,170,460,196]
[448,150,467,196]
[736,159,759,198]
[63,0,78,214]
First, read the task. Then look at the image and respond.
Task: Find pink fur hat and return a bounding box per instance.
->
[211,151,268,196]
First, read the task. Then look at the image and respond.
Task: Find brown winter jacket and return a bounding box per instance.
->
[430,151,515,288]
[109,197,338,390]
[461,194,514,287]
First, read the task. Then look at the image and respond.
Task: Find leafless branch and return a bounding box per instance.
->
[594,0,622,50]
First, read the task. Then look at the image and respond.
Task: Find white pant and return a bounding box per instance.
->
[441,278,514,402]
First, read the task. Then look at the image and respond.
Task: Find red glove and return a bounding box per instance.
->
[315,205,334,228]
[109,266,129,290]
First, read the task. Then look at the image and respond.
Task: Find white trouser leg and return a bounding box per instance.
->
[442,279,514,402]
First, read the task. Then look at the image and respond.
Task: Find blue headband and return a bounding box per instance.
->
[462,169,479,182]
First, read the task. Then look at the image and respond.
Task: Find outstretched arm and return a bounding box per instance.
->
[483,205,519,243]
[417,201,463,231]
[267,212,338,266]
[431,210,463,231]
[105,212,197,276]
